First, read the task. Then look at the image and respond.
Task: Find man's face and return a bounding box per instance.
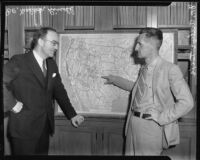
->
[41,30,59,58]
[135,33,156,59]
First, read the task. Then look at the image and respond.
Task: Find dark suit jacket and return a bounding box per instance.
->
[3,51,77,139]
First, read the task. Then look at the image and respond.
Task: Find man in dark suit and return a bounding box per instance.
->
[3,27,84,155]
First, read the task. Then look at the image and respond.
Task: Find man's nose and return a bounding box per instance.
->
[54,44,58,50]
[135,44,139,51]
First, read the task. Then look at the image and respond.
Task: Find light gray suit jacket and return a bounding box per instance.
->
[115,56,193,148]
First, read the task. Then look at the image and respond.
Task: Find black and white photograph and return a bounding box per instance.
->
[1,1,198,160]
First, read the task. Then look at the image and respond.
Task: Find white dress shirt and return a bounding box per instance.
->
[33,50,47,72]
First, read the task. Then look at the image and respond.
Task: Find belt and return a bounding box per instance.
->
[132,111,151,119]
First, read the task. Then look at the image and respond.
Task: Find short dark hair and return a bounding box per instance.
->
[30,27,57,50]
[139,27,163,49]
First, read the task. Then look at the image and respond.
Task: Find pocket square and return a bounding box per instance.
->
[52,73,57,78]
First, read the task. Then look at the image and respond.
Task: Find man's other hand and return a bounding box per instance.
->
[71,115,85,127]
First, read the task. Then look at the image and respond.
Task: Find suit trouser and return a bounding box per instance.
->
[11,119,50,155]
[125,114,163,155]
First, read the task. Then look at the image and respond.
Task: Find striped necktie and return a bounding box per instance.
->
[42,59,47,77]
[134,66,147,106]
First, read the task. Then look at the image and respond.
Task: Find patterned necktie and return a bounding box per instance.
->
[42,59,47,77]
[134,66,147,106]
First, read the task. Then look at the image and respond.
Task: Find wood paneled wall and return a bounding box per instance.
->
[113,6,147,28]
[7,6,24,58]
[157,2,190,27]
[95,6,113,30]
[4,3,193,29]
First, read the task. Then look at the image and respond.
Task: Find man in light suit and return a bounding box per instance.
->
[3,27,84,155]
[102,27,194,155]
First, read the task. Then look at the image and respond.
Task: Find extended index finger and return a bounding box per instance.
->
[101,75,109,79]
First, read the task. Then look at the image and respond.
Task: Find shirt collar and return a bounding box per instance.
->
[33,50,45,68]
[145,56,159,71]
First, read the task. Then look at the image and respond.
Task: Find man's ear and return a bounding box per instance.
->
[38,38,44,46]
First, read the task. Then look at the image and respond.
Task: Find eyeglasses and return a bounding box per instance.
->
[43,39,59,46]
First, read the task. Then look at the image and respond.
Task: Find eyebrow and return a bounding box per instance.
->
[50,39,58,42]
[52,40,59,44]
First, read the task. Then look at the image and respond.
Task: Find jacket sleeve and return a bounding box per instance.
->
[157,65,194,125]
[111,75,135,91]
[53,64,77,120]
[3,56,20,112]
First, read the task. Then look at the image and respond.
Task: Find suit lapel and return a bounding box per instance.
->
[46,58,52,90]
[152,57,162,95]
[25,51,46,88]
[46,58,56,90]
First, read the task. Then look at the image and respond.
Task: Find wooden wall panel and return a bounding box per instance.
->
[104,127,124,155]
[147,7,158,27]
[48,117,196,158]
[21,6,53,28]
[52,6,65,31]
[65,6,94,29]
[158,2,191,27]
[113,6,147,28]
[23,6,49,28]
[49,126,94,155]
[5,9,8,29]
[95,6,113,30]
[7,6,24,57]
